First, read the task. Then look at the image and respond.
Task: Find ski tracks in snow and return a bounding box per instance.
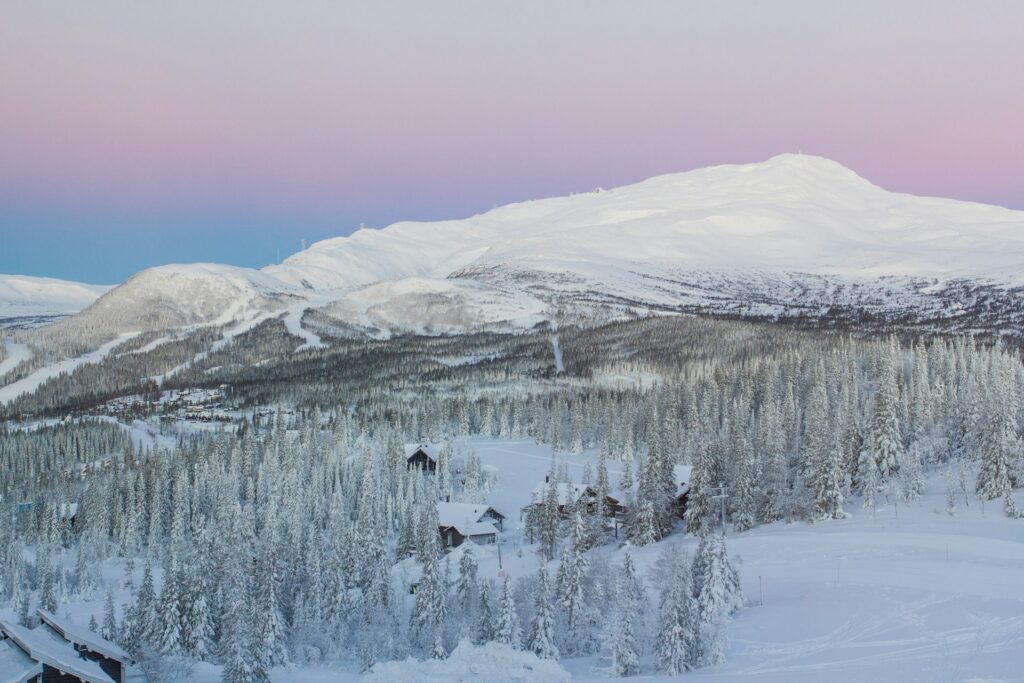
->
[730,594,1024,677]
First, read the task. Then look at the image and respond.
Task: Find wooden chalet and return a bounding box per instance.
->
[525,475,623,517]
[0,614,128,683]
[37,610,131,683]
[437,501,505,548]
[405,443,442,472]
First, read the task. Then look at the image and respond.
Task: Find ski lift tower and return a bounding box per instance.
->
[711,485,729,535]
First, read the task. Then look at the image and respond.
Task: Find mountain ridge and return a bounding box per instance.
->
[18,154,1024,344]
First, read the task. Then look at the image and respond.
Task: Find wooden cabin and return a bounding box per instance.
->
[437,502,505,548]
[37,610,131,683]
[405,443,442,473]
[0,618,119,683]
[525,476,623,518]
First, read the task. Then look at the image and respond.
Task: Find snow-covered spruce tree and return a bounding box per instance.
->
[101,589,118,642]
[693,532,743,623]
[729,427,757,532]
[860,344,903,493]
[128,562,159,650]
[556,508,589,646]
[476,581,496,645]
[410,555,448,656]
[685,440,718,536]
[605,553,643,677]
[527,564,558,660]
[539,480,559,561]
[181,561,214,660]
[494,577,522,649]
[655,549,699,674]
[253,543,289,668]
[976,361,1021,502]
[156,554,183,655]
[455,542,479,614]
[220,553,265,683]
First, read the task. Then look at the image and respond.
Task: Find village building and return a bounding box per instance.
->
[37,610,132,683]
[405,442,442,472]
[437,501,505,548]
[0,611,131,683]
[523,476,623,518]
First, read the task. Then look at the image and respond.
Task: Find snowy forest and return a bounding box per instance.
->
[1,317,1022,681]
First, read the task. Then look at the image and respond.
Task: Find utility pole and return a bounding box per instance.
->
[711,486,729,535]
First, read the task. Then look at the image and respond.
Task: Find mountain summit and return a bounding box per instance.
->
[32,155,1024,343]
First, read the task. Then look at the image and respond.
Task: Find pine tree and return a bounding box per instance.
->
[976,362,1020,501]
[411,555,447,654]
[862,346,903,485]
[476,582,496,644]
[693,533,743,623]
[253,548,288,668]
[655,551,698,674]
[527,565,558,660]
[456,543,479,613]
[494,577,521,649]
[156,556,183,655]
[607,555,641,677]
[101,589,118,642]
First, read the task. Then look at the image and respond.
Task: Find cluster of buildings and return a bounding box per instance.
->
[405,442,694,550]
[0,609,132,683]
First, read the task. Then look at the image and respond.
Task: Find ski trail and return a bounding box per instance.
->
[0,333,138,404]
[550,334,564,373]
[0,338,32,379]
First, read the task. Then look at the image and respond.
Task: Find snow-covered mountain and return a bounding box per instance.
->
[0,274,111,319]
[47,154,1024,341]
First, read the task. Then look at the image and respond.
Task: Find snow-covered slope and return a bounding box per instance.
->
[51,154,1024,341]
[0,274,110,318]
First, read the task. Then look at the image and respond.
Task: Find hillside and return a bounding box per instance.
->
[0,274,110,320]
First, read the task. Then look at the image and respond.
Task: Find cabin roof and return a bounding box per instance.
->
[674,465,693,496]
[530,481,595,507]
[436,502,504,529]
[0,637,42,683]
[440,520,499,538]
[38,609,131,663]
[404,442,442,461]
[0,621,116,683]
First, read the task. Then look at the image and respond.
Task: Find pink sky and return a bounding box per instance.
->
[1,1,1022,282]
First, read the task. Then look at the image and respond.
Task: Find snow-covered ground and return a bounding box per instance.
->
[415,439,1024,682]
[0,274,110,317]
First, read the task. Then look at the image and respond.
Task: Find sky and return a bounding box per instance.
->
[2,1,1022,284]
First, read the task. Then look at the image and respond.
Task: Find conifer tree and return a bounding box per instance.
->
[495,577,522,649]
[527,564,558,660]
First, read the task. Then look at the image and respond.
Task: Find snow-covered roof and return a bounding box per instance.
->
[674,465,693,496]
[38,609,131,663]
[441,519,498,538]
[529,481,595,507]
[0,637,42,683]
[405,442,442,461]
[436,502,504,529]
[0,621,116,683]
